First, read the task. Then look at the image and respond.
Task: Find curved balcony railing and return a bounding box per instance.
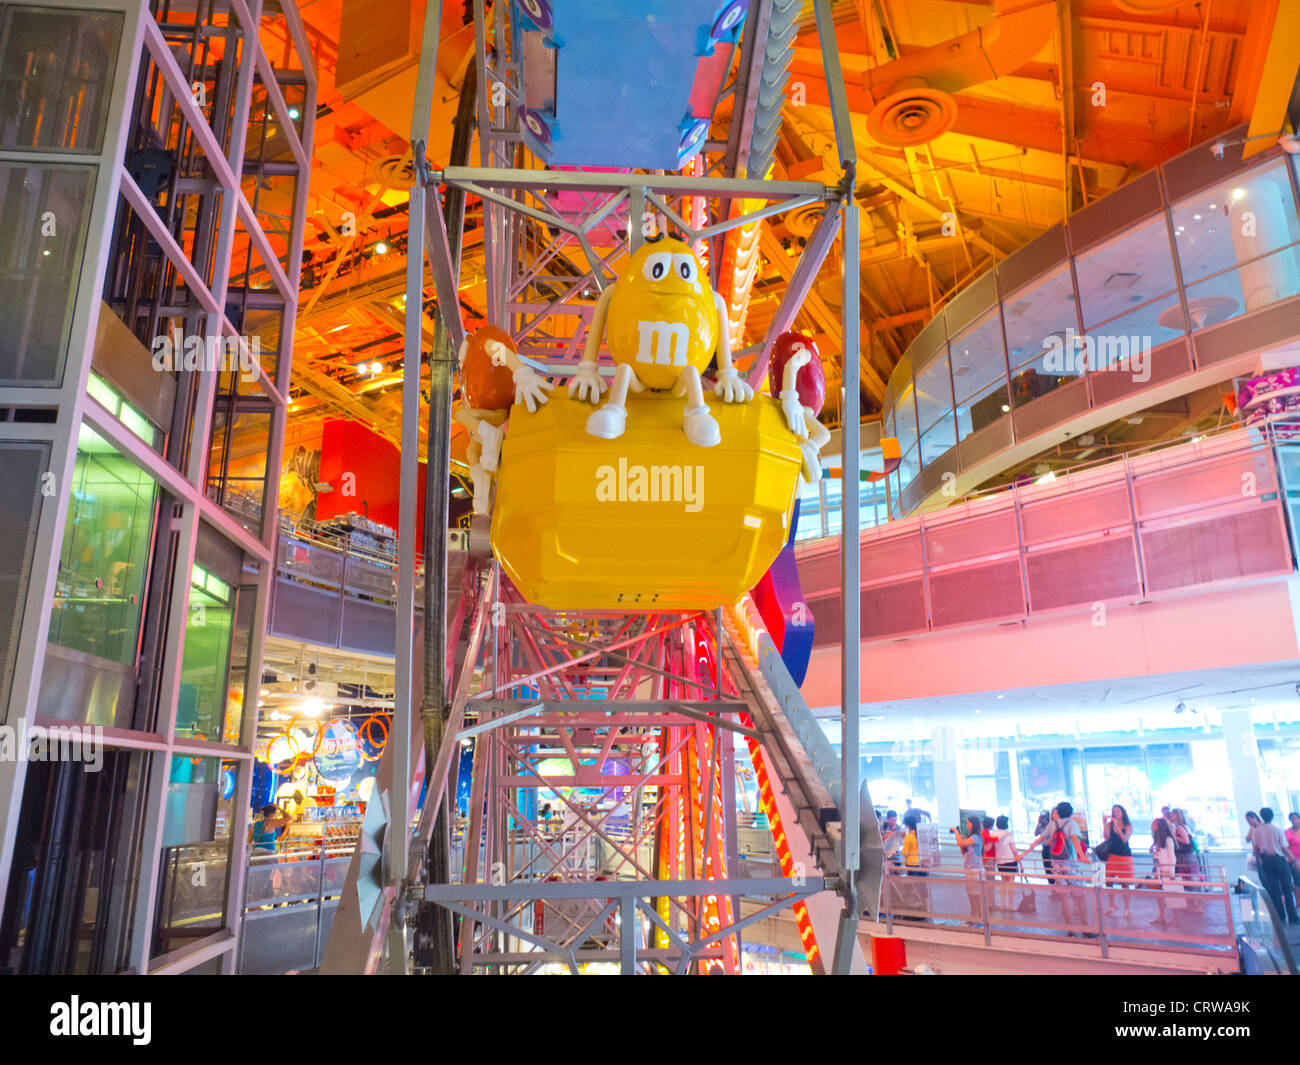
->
[797,420,1300,646]
[880,126,1300,515]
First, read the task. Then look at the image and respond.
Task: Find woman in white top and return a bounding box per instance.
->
[991,815,1021,910]
[1151,817,1184,926]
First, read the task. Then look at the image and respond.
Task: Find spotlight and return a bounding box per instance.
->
[370,361,383,375]
[288,107,301,120]
[1175,701,1186,714]
[356,362,368,373]
[374,241,389,255]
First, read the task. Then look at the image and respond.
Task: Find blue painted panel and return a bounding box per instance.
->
[551,0,719,168]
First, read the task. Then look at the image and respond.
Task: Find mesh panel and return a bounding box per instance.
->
[239,906,319,974]
[340,596,396,656]
[1133,451,1276,517]
[797,549,841,600]
[928,559,1024,627]
[0,442,50,720]
[1021,482,1132,543]
[925,509,1018,565]
[860,529,922,584]
[343,556,397,601]
[809,593,842,648]
[1140,506,1290,592]
[246,858,323,905]
[269,578,342,646]
[1026,536,1141,610]
[277,537,343,587]
[863,580,927,638]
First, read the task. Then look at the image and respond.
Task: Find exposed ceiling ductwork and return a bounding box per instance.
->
[860,1,1056,147]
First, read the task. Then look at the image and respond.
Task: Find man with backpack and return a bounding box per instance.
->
[1026,801,1093,935]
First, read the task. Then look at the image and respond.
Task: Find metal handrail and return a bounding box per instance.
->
[1236,874,1298,975]
[879,858,1238,959]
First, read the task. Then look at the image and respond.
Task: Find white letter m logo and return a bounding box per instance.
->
[635,320,689,366]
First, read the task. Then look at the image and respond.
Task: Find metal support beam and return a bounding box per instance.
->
[833,200,863,975]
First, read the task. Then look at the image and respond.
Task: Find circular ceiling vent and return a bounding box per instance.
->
[371,154,416,189]
[1114,0,1184,12]
[784,201,825,239]
[866,87,957,148]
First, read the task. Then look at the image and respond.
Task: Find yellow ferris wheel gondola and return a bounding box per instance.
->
[486,238,811,611]
[489,389,801,609]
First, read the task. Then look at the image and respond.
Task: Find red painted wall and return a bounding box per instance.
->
[317,419,428,546]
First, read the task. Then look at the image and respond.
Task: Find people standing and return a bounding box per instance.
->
[1033,810,1053,882]
[952,814,987,922]
[992,815,1021,910]
[896,811,927,916]
[1248,808,1300,926]
[1024,802,1090,933]
[1287,812,1300,909]
[902,811,922,872]
[981,816,998,875]
[252,803,288,854]
[1101,804,1135,917]
[1151,816,1183,927]
[906,799,932,822]
[1170,808,1197,881]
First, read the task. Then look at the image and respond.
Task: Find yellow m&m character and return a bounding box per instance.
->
[568,235,753,446]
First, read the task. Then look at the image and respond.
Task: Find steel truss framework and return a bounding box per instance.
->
[345,0,866,974]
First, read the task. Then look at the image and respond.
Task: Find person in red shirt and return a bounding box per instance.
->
[981,816,998,874]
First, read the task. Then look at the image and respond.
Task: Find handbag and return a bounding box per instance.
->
[1093,836,1113,862]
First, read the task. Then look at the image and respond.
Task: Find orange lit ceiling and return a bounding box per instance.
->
[279,0,1284,454]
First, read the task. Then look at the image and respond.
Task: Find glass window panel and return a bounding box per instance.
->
[247,74,299,165]
[919,418,957,465]
[897,446,920,502]
[207,407,271,535]
[0,442,49,717]
[956,376,1011,442]
[949,308,1010,443]
[87,371,162,449]
[1003,267,1083,408]
[914,350,953,434]
[48,427,158,666]
[177,565,236,744]
[859,476,888,530]
[1004,266,1078,373]
[154,757,235,958]
[893,384,917,458]
[0,163,95,385]
[1074,215,1178,331]
[949,308,1006,403]
[0,7,122,152]
[1082,299,1183,372]
[240,305,283,381]
[1183,243,1300,331]
[241,172,296,273]
[1171,160,1300,304]
[823,477,842,537]
[795,478,823,541]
